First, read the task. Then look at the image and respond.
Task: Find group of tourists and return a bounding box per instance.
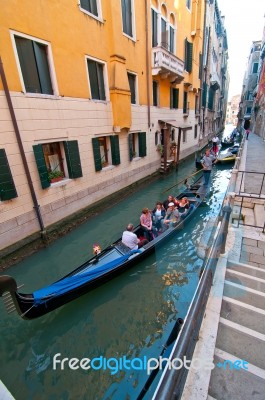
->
[122,196,193,250]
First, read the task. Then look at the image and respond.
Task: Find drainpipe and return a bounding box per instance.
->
[145,0,151,128]
[0,56,45,233]
[201,0,208,139]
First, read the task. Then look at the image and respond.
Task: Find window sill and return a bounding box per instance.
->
[101,165,115,171]
[132,157,142,161]
[79,8,103,23]
[122,32,136,42]
[50,178,71,188]
[24,93,60,99]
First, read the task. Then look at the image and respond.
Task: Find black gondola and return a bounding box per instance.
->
[221,139,234,149]
[0,176,206,320]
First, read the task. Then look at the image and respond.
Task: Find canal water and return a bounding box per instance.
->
[0,157,232,400]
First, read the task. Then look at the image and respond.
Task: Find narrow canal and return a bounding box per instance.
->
[0,156,232,400]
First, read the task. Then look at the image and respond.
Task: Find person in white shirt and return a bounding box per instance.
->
[122,224,148,249]
[212,135,219,155]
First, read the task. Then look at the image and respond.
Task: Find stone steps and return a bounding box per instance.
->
[208,256,265,399]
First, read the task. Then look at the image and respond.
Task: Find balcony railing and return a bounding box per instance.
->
[152,46,184,82]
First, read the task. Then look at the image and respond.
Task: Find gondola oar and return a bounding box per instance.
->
[136,317,184,400]
[163,169,204,194]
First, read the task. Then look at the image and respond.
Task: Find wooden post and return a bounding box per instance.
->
[163,127,168,172]
[176,127,181,170]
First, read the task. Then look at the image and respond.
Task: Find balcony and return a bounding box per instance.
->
[152,46,184,83]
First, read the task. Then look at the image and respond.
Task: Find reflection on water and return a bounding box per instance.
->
[0,159,232,400]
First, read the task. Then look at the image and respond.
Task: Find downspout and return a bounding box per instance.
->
[0,56,45,233]
[145,0,151,128]
[201,0,211,137]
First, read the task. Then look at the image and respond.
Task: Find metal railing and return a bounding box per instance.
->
[152,205,232,399]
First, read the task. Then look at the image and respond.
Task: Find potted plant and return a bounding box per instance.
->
[48,170,64,183]
[156,144,164,156]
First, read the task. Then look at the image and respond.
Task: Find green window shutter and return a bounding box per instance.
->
[0,149,18,201]
[152,9,158,47]
[169,26,174,53]
[63,141,83,179]
[15,36,41,94]
[153,81,158,106]
[92,138,102,171]
[208,87,215,110]
[183,91,188,113]
[171,88,179,109]
[199,52,203,79]
[33,42,53,95]
[138,132,146,157]
[202,82,208,107]
[110,136,120,165]
[185,39,193,73]
[128,134,133,161]
[33,144,50,189]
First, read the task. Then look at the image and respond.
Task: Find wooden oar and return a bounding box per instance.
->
[163,169,204,194]
[136,318,183,400]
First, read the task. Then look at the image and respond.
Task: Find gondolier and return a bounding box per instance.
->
[201,149,216,186]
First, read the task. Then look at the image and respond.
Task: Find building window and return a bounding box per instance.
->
[194,125,198,139]
[183,92,189,114]
[170,88,179,109]
[152,9,158,47]
[169,26,175,53]
[161,18,168,49]
[186,0,191,10]
[79,0,98,17]
[246,107,252,114]
[33,141,83,188]
[128,72,136,104]
[14,36,53,95]
[185,38,193,73]
[0,149,18,201]
[195,95,200,115]
[128,132,146,160]
[182,130,187,143]
[87,58,106,100]
[208,87,215,110]
[92,136,120,171]
[153,81,159,106]
[121,0,133,38]
[252,63,258,74]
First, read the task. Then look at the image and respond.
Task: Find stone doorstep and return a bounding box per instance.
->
[225,269,265,292]
[221,297,265,336]
[227,260,265,279]
[254,204,265,229]
[223,280,265,310]
[242,207,255,226]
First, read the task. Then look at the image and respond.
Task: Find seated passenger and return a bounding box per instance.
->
[163,202,180,229]
[163,195,179,210]
[122,223,148,250]
[140,208,155,241]
[177,197,190,218]
[152,202,166,232]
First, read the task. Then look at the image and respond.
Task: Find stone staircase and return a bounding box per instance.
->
[160,159,174,173]
[208,254,265,399]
